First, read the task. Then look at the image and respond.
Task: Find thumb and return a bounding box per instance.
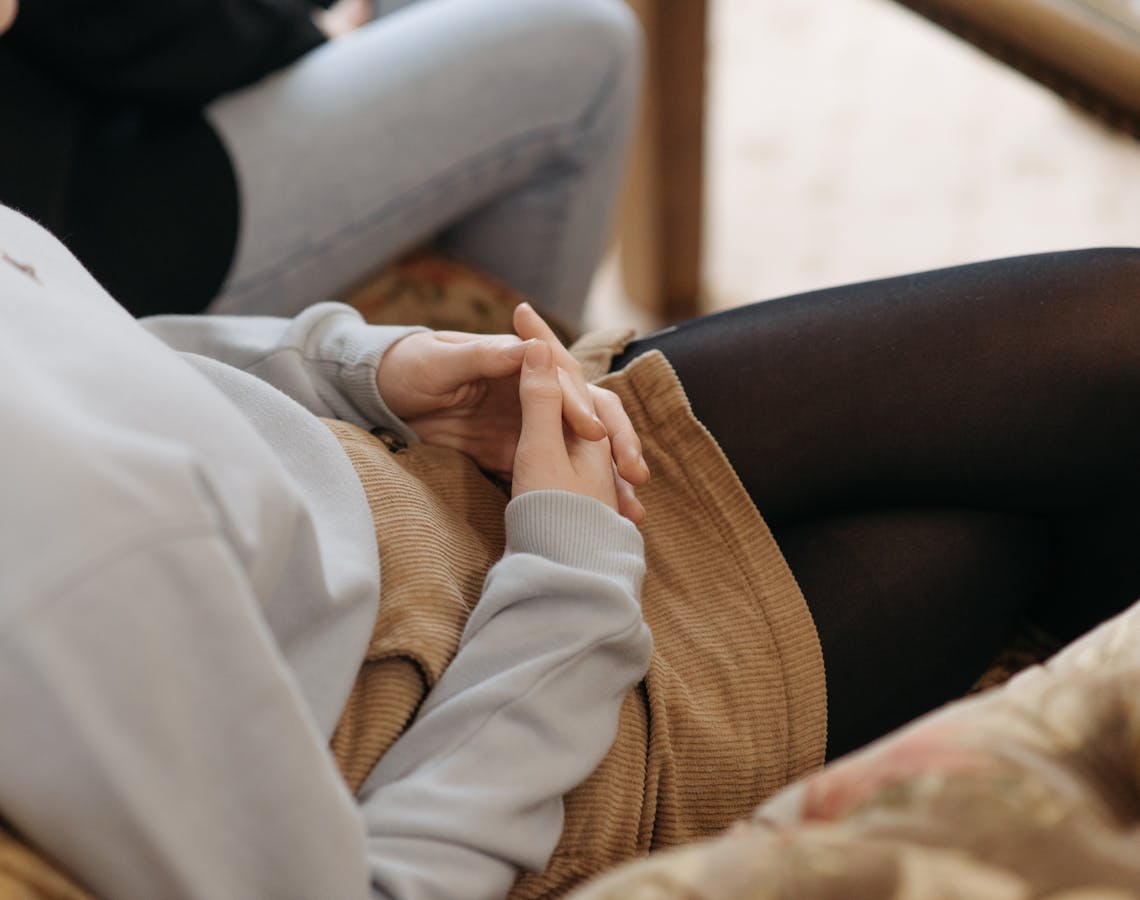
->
[517,340,567,455]
[442,334,529,387]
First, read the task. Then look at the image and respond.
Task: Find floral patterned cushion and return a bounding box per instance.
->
[346,250,577,345]
[570,598,1140,899]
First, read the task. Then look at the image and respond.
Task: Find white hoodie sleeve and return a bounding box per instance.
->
[142,303,425,440]
[0,529,374,900]
[359,491,652,900]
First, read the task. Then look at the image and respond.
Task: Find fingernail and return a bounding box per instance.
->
[525,340,552,370]
[504,339,530,361]
[639,457,650,478]
[593,415,606,434]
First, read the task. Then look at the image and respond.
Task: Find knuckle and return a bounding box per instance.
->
[619,422,643,450]
[522,380,563,403]
[476,338,503,364]
[592,386,618,403]
[590,386,622,413]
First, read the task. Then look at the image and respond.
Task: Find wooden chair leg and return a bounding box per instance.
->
[619,1,709,324]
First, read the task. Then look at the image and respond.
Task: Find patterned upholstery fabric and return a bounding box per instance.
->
[570,598,1140,899]
[345,249,577,345]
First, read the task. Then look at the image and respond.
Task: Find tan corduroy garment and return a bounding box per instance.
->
[327,348,827,899]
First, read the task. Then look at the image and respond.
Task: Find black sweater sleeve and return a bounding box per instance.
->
[6,0,328,106]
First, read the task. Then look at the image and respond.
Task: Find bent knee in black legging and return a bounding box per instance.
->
[611,248,1140,521]
[609,251,1140,758]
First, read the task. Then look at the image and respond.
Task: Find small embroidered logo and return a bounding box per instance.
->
[2,250,41,284]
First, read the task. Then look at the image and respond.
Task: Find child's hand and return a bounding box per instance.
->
[512,341,635,519]
[0,0,18,35]
[376,330,531,477]
[513,303,650,492]
[314,0,371,38]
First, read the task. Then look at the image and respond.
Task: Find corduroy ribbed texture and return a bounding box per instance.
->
[326,348,827,898]
[322,421,508,792]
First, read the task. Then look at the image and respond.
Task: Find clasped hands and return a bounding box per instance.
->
[376,303,649,523]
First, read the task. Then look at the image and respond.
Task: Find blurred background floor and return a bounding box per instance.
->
[586,0,1140,331]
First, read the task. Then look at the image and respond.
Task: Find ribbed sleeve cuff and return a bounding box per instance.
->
[505,492,645,588]
[309,306,426,443]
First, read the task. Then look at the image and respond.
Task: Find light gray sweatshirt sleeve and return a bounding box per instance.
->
[0,530,374,900]
[359,490,652,900]
[141,303,425,441]
[0,490,647,900]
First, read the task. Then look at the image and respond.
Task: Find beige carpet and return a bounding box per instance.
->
[587,0,1140,328]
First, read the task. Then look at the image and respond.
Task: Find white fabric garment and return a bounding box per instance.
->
[0,205,650,899]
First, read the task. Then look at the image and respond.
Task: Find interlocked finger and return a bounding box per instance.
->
[590,385,649,486]
[514,303,605,442]
[613,464,646,524]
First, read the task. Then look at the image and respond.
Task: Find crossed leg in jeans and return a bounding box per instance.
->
[207,0,641,325]
[614,248,1140,759]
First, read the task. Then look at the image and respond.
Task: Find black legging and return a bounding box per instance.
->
[612,249,1140,759]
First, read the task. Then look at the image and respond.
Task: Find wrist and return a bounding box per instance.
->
[375,332,427,420]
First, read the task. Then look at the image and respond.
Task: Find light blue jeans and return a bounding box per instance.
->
[205,0,642,325]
